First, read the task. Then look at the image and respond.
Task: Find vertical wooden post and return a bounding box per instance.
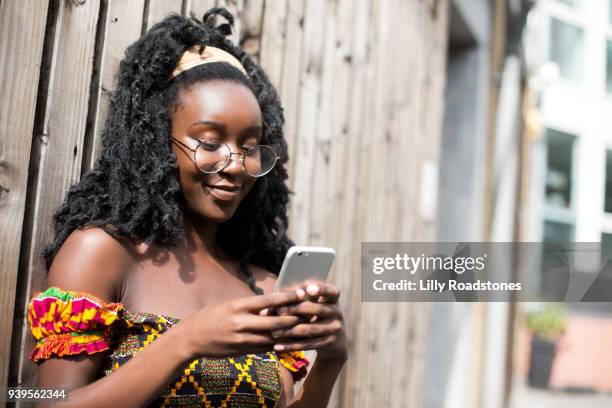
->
[0,0,49,392]
[12,0,101,389]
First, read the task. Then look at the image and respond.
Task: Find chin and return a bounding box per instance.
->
[192,201,239,223]
[183,186,247,223]
[207,210,237,223]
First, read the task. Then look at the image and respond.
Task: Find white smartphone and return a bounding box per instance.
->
[273,246,336,292]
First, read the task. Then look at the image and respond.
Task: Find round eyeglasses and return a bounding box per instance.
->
[171,136,279,177]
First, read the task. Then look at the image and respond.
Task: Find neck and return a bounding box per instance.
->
[181,210,220,257]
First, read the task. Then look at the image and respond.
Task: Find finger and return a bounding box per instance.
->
[237,290,304,312]
[278,283,310,302]
[259,306,282,316]
[273,335,336,352]
[286,280,323,304]
[298,281,340,303]
[313,283,341,302]
[317,295,339,304]
[270,319,342,339]
[233,332,277,347]
[239,314,302,332]
[276,301,339,319]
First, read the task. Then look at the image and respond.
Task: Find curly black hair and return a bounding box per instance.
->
[42,8,294,295]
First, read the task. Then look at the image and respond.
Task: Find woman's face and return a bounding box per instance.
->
[170,79,262,223]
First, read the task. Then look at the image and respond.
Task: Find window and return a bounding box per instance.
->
[604,150,612,212]
[540,220,575,299]
[544,220,575,242]
[601,233,612,266]
[540,129,576,298]
[545,129,575,209]
[550,17,584,82]
[607,40,612,94]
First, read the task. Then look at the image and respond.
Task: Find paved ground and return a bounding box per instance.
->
[509,379,612,408]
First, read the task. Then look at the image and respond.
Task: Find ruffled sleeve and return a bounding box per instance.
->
[277,350,309,382]
[28,286,127,363]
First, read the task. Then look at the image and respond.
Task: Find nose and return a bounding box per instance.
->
[220,148,244,176]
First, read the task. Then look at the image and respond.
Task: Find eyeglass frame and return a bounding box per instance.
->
[170,136,279,177]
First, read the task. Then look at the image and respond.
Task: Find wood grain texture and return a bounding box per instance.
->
[144,0,182,31]
[259,0,287,87]
[189,0,218,20]
[87,0,146,167]
[0,0,49,392]
[239,0,264,60]
[275,0,304,187]
[12,0,101,390]
[286,0,327,244]
[3,1,453,406]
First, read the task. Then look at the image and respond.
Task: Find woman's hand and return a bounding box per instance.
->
[179,290,305,359]
[271,281,348,362]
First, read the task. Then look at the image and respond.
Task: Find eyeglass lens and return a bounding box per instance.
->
[194,142,277,177]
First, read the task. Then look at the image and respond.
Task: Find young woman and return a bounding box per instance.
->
[28,8,347,407]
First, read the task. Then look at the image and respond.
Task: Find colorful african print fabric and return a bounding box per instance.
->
[28,287,310,407]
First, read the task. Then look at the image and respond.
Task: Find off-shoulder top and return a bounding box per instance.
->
[28,286,309,408]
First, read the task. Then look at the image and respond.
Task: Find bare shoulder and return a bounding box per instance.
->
[46,226,138,303]
[249,263,278,294]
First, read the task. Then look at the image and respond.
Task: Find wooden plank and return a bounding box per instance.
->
[324,0,369,406]
[403,4,448,402]
[358,0,396,405]
[0,0,49,391]
[189,0,217,21]
[286,0,327,244]
[13,0,101,388]
[87,0,146,168]
[389,2,421,406]
[309,0,361,404]
[238,0,263,60]
[144,0,182,32]
[308,0,354,246]
[277,0,304,189]
[258,0,287,87]
[347,0,376,391]
[300,0,343,397]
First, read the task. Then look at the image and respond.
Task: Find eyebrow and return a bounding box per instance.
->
[189,120,262,136]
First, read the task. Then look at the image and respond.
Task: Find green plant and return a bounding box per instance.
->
[527,303,567,340]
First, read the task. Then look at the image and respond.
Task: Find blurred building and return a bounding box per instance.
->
[514,0,612,395]
[434,0,612,404]
[427,0,532,407]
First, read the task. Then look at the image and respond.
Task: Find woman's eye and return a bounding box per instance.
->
[200,140,222,152]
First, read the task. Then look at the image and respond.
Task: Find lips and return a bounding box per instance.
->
[204,184,241,201]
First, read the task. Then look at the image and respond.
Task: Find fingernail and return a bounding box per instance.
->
[306,284,319,296]
[296,289,305,298]
[274,344,285,351]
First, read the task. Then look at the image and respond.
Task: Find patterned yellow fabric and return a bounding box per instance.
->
[28,287,310,407]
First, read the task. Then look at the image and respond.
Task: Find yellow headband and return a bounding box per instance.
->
[171,45,248,79]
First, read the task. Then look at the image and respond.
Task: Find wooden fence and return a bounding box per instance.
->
[0,0,448,406]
